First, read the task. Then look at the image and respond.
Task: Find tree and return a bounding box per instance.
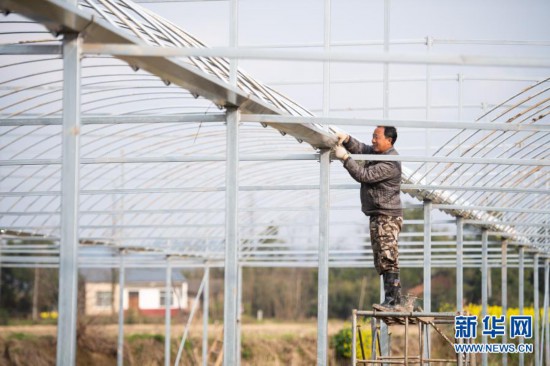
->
[0,239,59,322]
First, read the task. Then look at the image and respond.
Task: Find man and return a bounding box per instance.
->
[333,126,403,308]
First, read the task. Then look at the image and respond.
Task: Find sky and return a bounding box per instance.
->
[143,0,550,156]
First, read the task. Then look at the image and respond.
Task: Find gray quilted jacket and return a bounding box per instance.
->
[343,136,403,217]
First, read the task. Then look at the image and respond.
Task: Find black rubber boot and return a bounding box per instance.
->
[379,272,401,307]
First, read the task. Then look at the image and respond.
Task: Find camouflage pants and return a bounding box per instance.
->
[369,215,403,275]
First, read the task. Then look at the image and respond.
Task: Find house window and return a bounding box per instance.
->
[159,290,174,306]
[96,291,112,307]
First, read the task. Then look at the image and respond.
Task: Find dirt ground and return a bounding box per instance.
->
[1,320,529,366]
[0,320,347,366]
[0,319,345,338]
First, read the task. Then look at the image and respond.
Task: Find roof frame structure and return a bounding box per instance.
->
[0,0,336,147]
[0,0,548,365]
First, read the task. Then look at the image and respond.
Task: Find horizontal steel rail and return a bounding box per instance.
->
[1,258,542,268]
[1,153,548,166]
[356,310,456,318]
[2,114,548,131]
[241,115,550,132]
[82,43,550,68]
[0,114,226,126]
[0,44,61,54]
[1,184,547,196]
[1,203,545,215]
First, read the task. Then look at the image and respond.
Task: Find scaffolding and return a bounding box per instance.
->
[352,310,471,366]
[0,0,549,365]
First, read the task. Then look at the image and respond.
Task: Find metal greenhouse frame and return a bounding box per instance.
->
[0,0,548,366]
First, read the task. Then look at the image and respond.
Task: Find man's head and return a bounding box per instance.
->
[372,126,397,153]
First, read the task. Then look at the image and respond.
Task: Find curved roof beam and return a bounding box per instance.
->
[0,0,335,148]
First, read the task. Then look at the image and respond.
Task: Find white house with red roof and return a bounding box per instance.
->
[83,268,188,316]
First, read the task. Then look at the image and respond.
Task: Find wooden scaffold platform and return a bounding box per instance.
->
[352,309,475,365]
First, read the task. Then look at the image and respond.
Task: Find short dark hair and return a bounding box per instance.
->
[379,126,397,145]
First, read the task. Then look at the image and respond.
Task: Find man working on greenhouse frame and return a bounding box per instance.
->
[333,126,404,309]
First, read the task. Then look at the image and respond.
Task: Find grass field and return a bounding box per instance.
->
[0,319,347,365]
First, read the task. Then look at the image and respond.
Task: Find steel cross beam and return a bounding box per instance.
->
[82,43,550,68]
[1,114,548,131]
[241,114,550,132]
[0,114,226,126]
[2,154,548,166]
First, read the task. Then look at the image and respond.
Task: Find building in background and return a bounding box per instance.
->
[83,268,188,316]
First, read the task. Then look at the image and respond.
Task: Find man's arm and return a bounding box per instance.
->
[343,135,374,155]
[343,158,399,183]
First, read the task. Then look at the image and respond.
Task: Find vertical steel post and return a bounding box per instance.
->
[481,229,488,366]
[322,0,331,117]
[519,246,525,366]
[457,73,463,121]
[423,199,431,364]
[372,318,378,361]
[164,258,172,366]
[380,276,384,304]
[425,36,432,119]
[117,251,125,366]
[223,107,240,366]
[56,31,81,366]
[518,246,525,315]
[321,14,331,355]
[229,0,238,86]
[425,36,432,164]
[236,264,242,366]
[32,268,39,321]
[383,0,390,118]
[501,240,508,366]
[456,73,464,179]
[456,217,464,312]
[352,310,357,365]
[379,275,389,359]
[0,238,3,308]
[423,200,432,312]
[544,259,549,366]
[404,316,409,366]
[378,0,394,327]
[534,254,540,366]
[419,322,424,365]
[317,149,331,366]
[202,265,210,366]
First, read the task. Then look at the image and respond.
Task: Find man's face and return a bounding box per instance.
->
[371,127,393,153]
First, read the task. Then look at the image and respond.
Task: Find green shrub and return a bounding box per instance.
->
[7,332,37,341]
[0,309,8,325]
[439,302,455,312]
[241,343,253,360]
[332,324,372,360]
